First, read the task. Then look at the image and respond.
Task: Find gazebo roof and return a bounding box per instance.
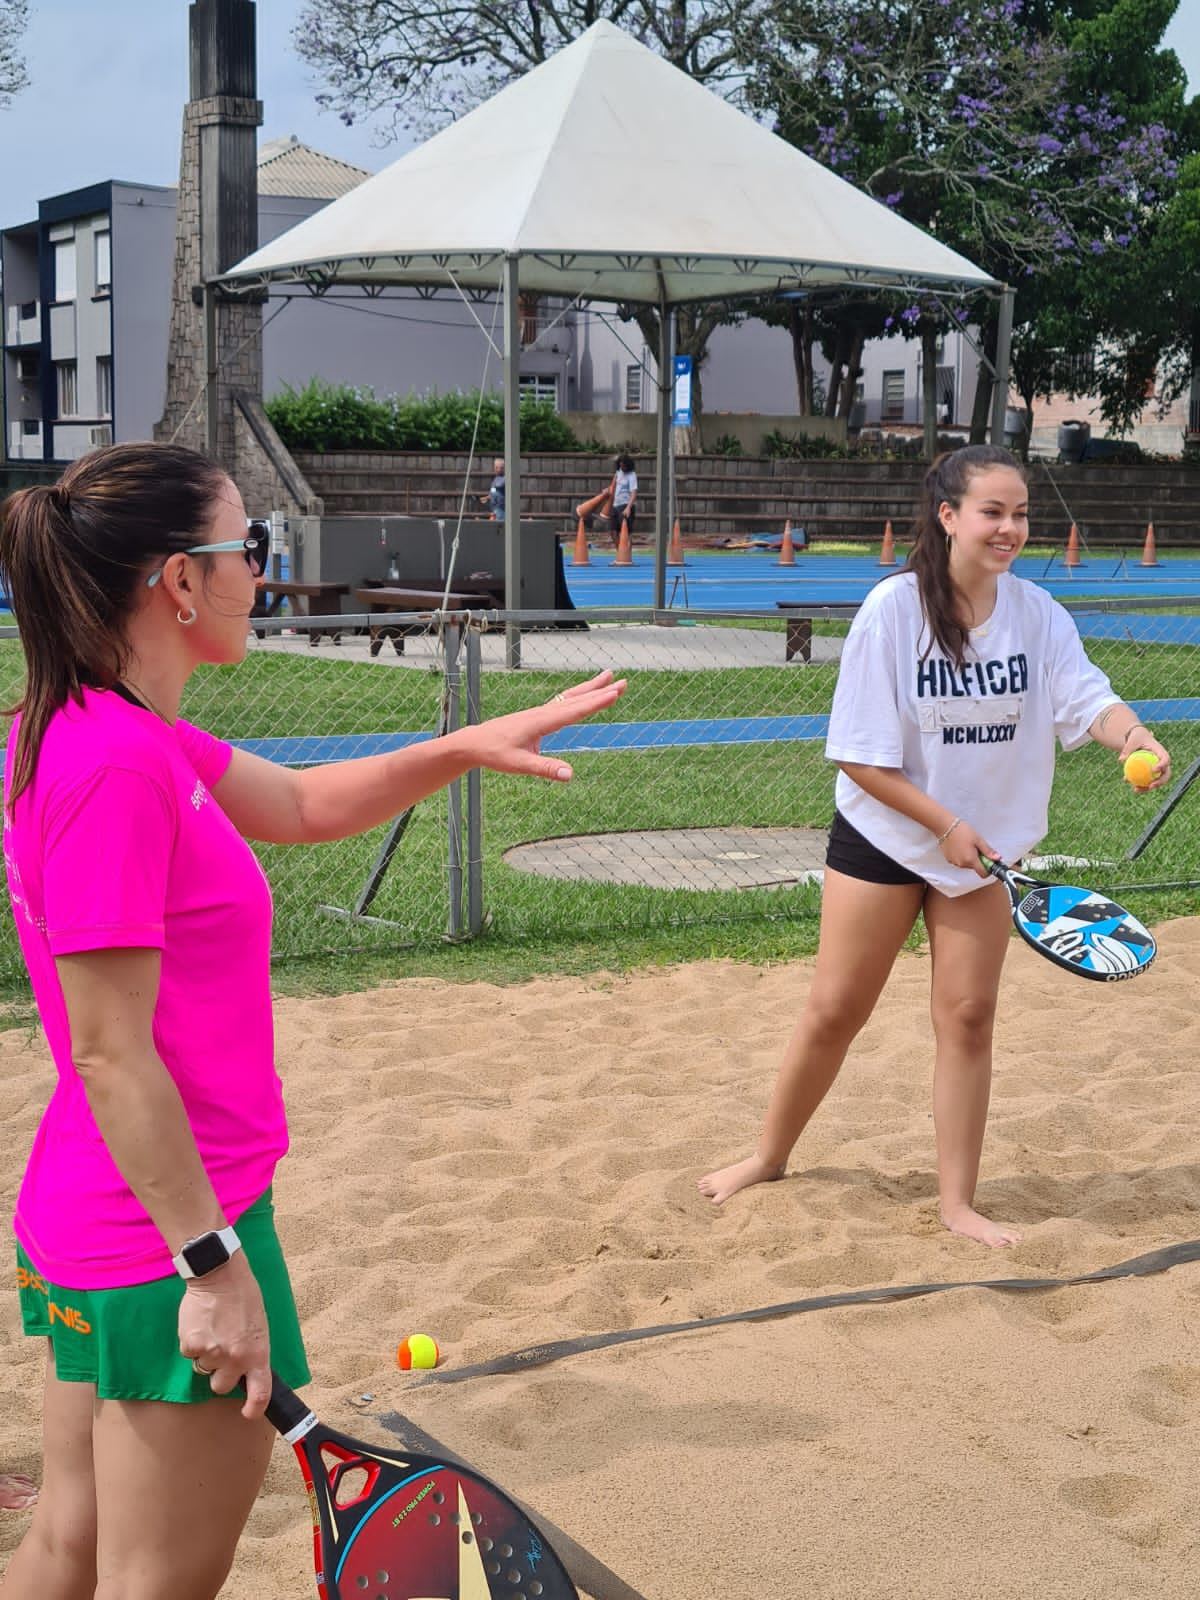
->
[225,20,996,306]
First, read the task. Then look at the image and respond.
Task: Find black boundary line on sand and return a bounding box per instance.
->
[412,1237,1200,1387]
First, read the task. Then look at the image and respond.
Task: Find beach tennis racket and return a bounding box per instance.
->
[982,857,1156,981]
[265,1373,579,1600]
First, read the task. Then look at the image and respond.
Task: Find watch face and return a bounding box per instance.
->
[183,1232,230,1277]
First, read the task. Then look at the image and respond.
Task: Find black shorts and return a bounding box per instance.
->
[825,810,924,887]
[611,501,635,533]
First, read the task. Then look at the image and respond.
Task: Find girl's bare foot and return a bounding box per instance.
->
[0,1473,37,1511]
[941,1202,1020,1248]
[697,1153,786,1205]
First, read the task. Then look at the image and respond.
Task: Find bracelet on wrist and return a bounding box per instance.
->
[936,817,961,845]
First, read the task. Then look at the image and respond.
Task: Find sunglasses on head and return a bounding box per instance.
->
[146,520,270,587]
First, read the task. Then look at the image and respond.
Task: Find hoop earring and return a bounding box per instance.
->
[177,606,197,626]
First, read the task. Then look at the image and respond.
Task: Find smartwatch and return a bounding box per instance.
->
[172,1225,242,1280]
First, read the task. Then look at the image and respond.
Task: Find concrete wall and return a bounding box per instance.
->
[112,184,176,443]
[560,411,845,453]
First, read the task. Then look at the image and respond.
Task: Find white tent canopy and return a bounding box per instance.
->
[224,21,1005,650]
[227,20,995,303]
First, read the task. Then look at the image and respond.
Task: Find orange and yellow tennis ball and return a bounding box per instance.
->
[397,1333,440,1371]
[1123,751,1159,792]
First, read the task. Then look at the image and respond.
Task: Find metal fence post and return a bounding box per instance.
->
[465,624,484,936]
[443,621,464,939]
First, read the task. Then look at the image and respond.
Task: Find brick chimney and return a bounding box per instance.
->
[156,0,264,464]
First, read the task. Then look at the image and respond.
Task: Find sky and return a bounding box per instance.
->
[0,0,1198,230]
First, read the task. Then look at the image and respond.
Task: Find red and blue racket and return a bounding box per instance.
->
[266,1374,579,1600]
[982,857,1156,981]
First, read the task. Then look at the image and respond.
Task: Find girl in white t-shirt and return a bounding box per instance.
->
[699,444,1171,1247]
[608,454,638,546]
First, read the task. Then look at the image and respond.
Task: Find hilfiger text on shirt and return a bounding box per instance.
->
[916,654,1029,699]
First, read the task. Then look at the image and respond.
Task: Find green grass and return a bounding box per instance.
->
[2,619,1200,1011]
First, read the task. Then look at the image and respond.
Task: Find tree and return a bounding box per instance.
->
[294,0,770,135]
[1005,0,1200,438]
[0,0,29,109]
[747,0,1186,451]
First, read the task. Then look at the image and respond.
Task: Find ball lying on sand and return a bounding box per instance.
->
[397,1334,440,1370]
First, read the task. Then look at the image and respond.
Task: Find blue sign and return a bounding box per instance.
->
[672,356,693,427]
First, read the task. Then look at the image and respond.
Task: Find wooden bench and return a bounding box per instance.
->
[775,602,859,663]
[353,586,488,657]
[254,580,350,646]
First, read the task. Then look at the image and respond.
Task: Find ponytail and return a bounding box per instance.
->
[0,443,226,800]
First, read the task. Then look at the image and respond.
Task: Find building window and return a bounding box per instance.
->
[935,365,956,424]
[97,356,113,417]
[518,373,558,409]
[56,361,78,417]
[21,419,39,436]
[625,364,643,411]
[94,231,111,292]
[1050,349,1095,394]
[518,293,540,346]
[54,240,77,302]
[882,370,905,421]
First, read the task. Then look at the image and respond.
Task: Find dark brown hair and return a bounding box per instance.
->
[902,443,1028,666]
[0,442,227,800]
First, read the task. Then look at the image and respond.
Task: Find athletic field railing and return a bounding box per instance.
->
[0,596,1197,986]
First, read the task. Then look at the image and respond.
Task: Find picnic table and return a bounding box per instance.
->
[353,584,493,657]
[254,580,350,646]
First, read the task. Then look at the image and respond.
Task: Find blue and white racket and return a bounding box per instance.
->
[983,857,1156,982]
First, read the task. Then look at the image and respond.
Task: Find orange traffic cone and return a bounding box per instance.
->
[1065,523,1081,568]
[777,520,796,566]
[668,518,684,566]
[575,488,612,520]
[613,516,633,566]
[1140,520,1158,567]
[879,519,897,567]
[571,515,590,566]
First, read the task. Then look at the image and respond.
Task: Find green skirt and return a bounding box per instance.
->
[16,1189,310,1403]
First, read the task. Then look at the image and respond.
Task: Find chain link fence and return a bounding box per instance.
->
[0,593,1198,989]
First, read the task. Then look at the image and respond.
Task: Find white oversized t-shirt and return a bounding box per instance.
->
[826,571,1118,896]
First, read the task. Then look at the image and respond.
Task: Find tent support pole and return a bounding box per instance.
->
[503,252,522,668]
[653,296,674,609]
[989,284,1015,446]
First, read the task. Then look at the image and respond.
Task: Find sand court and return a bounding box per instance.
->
[2,921,1200,1597]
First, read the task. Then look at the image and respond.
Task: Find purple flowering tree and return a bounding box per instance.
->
[0,0,29,108]
[749,0,1189,451]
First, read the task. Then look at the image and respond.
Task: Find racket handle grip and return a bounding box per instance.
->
[264,1370,313,1436]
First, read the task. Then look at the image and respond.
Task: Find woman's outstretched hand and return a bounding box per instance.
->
[465,670,627,782]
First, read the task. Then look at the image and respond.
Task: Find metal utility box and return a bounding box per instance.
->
[290,516,567,611]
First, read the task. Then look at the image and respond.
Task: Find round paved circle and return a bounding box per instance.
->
[503,826,829,891]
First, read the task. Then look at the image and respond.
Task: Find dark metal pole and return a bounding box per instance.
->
[653,297,674,610]
[503,253,522,668]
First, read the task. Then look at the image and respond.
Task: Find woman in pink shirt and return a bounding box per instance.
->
[0,442,625,1600]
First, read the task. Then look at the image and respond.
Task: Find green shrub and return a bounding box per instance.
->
[761,429,853,460]
[709,433,744,457]
[265,380,583,454]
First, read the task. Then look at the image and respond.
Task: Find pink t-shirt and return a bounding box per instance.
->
[3,688,287,1290]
